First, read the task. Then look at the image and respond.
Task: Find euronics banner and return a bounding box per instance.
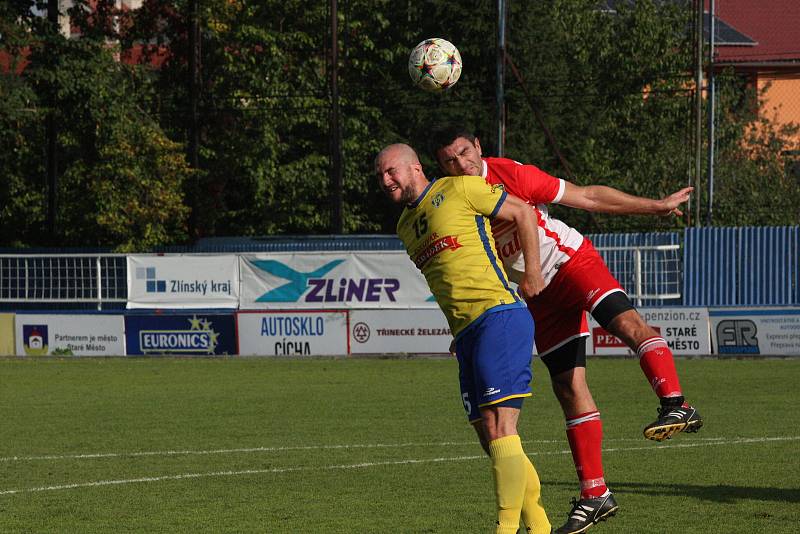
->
[239,252,435,309]
[237,311,348,356]
[0,313,16,355]
[14,314,125,356]
[127,255,239,309]
[349,309,451,354]
[125,313,237,355]
[587,307,711,356]
[710,308,800,355]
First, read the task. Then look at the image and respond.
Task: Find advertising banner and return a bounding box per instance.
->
[349,309,452,354]
[239,252,436,310]
[14,314,125,356]
[710,308,800,356]
[0,313,15,355]
[237,311,348,356]
[127,255,239,309]
[587,307,710,356]
[125,313,237,355]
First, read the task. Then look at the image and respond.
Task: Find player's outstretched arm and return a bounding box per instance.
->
[558,182,694,217]
[494,194,544,299]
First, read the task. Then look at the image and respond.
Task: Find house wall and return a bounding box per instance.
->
[758,76,800,131]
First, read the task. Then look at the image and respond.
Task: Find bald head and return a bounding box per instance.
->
[375,143,420,169]
[375,143,428,205]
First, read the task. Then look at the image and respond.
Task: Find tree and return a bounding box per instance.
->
[2,0,795,250]
[0,0,191,250]
[709,73,800,226]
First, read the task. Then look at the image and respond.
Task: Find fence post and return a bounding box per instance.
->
[96,256,103,311]
[24,258,29,300]
[634,248,643,307]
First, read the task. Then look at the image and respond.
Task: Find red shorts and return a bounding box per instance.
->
[527,240,626,356]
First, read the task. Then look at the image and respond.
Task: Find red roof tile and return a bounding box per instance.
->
[713,0,800,63]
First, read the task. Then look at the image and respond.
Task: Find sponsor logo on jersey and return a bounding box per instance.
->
[585,288,600,303]
[497,231,521,259]
[412,235,462,268]
[431,192,445,207]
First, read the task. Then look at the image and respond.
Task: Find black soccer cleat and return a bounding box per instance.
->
[554,493,618,534]
[643,403,704,441]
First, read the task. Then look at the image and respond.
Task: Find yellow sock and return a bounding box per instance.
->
[489,435,527,534]
[519,455,551,534]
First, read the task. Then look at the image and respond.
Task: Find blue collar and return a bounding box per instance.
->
[408,178,437,208]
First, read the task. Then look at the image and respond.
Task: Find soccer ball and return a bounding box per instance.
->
[408,38,462,93]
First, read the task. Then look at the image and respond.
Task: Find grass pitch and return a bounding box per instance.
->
[1,356,799,533]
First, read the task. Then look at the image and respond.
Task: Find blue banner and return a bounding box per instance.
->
[125,313,237,355]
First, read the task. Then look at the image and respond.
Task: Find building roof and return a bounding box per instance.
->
[603,1,798,64]
[713,0,800,64]
[704,13,755,47]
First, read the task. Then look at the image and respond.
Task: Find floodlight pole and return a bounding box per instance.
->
[693,0,704,227]
[496,0,507,157]
[706,0,716,226]
[46,0,59,241]
[330,0,344,234]
[188,0,201,239]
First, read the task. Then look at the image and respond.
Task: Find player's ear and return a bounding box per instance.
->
[474,137,483,156]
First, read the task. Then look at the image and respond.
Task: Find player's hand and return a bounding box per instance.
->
[659,186,694,216]
[449,338,456,357]
[517,272,545,300]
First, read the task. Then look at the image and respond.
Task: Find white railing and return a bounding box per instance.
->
[0,245,682,309]
[595,244,682,306]
[0,254,128,309]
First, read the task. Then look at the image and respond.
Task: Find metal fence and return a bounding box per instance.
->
[594,244,682,306]
[683,226,800,306]
[0,254,127,309]
[588,231,683,306]
[0,240,683,309]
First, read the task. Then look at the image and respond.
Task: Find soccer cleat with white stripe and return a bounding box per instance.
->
[643,403,704,441]
[554,492,618,534]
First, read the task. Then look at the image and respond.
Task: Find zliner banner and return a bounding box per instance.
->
[237,311,348,356]
[14,314,125,356]
[239,252,436,309]
[587,307,710,355]
[125,313,237,355]
[127,255,239,309]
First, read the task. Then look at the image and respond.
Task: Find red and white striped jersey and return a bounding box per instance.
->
[483,157,585,286]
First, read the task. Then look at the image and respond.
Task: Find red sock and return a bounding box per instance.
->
[566,411,607,499]
[637,336,682,399]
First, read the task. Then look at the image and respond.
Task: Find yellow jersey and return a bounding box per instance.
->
[397,175,524,338]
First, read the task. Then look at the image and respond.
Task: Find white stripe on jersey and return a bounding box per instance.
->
[482,160,583,287]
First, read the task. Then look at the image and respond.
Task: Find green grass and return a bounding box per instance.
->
[1,357,799,533]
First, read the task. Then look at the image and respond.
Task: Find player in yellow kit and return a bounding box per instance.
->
[375,143,552,534]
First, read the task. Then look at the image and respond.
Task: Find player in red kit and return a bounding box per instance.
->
[431,126,702,534]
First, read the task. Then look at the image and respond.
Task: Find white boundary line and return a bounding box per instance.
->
[0,436,765,463]
[1,436,797,496]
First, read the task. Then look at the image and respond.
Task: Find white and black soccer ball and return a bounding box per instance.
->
[408,38,462,93]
